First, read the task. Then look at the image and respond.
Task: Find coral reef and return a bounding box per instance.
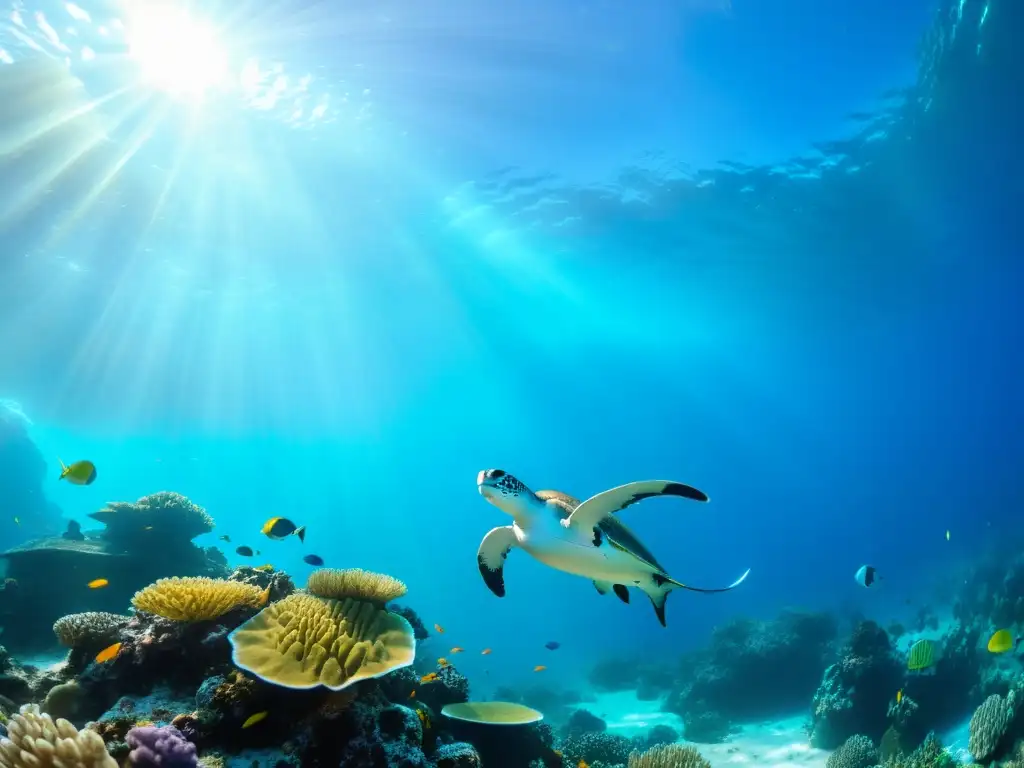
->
[968,690,1018,762]
[125,725,197,768]
[131,577,267,622]
[809,620,903,748]
[825,734,878,768]
[0,703,116,767]
[628,743,711,768]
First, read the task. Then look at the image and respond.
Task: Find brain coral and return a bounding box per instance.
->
[131,577,267,622]
[825,735,878,768]
[228,591,415,690]
[628,743,712,768]
[52,612,129,648]
[0,703,116,768]
[969,692,1016,762]
[306,568,407,604]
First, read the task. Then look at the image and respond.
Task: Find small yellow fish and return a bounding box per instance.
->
[988,629,1018,654]
[95,642,121,663]
[409,690,416,699]
[437,657,449,668]
[241,711,268,729]
[896,689,902,704]
[254,564,274,572]
[450,647,464,654]
[434,624,444,634]
[420,673,439,684]
[533,665,547,672]
[87,578,109,589]
[58,458,97,486]
[578,761,590,768]
[481,648,491,655]
[417,709,431,729]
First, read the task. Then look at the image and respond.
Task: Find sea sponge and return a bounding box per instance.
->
[90,492,214,542]
[131,577,267,622]
[306,568,407,604]
[53,612,129,648]
[0,703,117,767]
[628,743,711,768]
[228,591,415,690]
[969,693,1015,762]
[824,735,878,768]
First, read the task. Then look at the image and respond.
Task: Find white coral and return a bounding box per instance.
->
[0,704,116,768]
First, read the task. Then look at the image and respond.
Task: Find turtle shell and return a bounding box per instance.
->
[534,489,666,572]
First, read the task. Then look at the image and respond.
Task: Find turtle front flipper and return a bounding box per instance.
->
[563,480,709,532]
[477,526,519,598]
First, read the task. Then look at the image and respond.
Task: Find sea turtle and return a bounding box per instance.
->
[475,469,749,626]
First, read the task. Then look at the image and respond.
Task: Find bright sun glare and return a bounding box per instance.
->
[124,4,230,98]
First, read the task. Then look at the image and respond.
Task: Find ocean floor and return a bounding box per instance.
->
[581,691,826,767]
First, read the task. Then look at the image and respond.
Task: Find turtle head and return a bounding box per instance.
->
[477,469,540,519]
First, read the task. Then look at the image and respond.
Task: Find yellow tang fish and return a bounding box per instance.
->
[260,517,306,542]
[533,665,547,672]
[58,458,97,486]
[87,578,109,589]
[242,711,268,729]
[95,642,121,663]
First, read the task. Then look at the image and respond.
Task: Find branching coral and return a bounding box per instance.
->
[53,612,129,648]
[628,743,711,768]
[968,692,1016,762]
[227,592,415,690]
[0,703,116,767]
[306,568,407,604]
[825,735,878,768]
[131,577,267,622]
[90,492,213,542]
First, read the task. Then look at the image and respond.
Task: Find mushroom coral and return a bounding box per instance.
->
[53,612,129,648]
[228,573,415,691]
[131,577,268,622]
[0,704,116,768]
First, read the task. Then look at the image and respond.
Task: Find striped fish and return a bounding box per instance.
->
[907,639,937,671]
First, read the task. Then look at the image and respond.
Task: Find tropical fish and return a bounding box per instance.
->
[417,709,431,729]
[420,673,439,684]
[409,690,416,699]
[450,647,464,654]
[303,554,324,566]
[261,517,306,542]
[907,639,937,671]
[481,648,491,655]
[12,517,18,526]
[854,565,879,587]
[896,689,902,704]
[987,629,1022,654]
[533,665,546,672]
[578,761,590,768]
[945,530,950,541]
[219,535,231,543]
[545,641,561,651]
[143,526,153,531]
[241,711,268,729]
[236,546,254,557]
[87,578,109,589]
[437,657,449,668]
[59,459,97,486]
[254,564,274,572]
[434,624,444,634]
[95,642,121,663]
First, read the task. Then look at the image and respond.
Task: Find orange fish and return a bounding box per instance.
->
[409,690,416,699]
[438,657,450,668]
[87,578,109,589]
[450,647,464,654]
[533,665,547,672]
[420,673,439,684]
[578,761,589,768]
[434,624,444,634]
[95,642,121,663]
[481,648,492,655]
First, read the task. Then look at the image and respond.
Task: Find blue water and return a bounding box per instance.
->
[0,0,1018,702]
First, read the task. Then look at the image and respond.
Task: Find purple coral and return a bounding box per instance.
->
[126,725,198,768]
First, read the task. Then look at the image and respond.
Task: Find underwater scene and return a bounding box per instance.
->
[0,0,1020,766]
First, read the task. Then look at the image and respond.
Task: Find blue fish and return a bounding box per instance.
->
[544,641,561,651]
[303,554,324,566]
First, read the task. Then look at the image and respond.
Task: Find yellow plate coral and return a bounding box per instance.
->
[131,577,268,622]
[228,592,415,690]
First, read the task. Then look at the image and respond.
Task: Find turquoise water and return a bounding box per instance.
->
[0,0,1019,765]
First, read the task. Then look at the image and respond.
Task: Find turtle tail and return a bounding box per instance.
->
[646,568,752,627]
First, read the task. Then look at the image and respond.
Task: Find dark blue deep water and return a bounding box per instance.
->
[0,0,1021,765]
